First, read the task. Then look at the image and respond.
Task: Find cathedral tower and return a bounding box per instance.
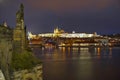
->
[13,3,26,53]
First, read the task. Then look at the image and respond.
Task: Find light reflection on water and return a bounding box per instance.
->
[33,47,120,80]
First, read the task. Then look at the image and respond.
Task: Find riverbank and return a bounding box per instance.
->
[12,64,42,80]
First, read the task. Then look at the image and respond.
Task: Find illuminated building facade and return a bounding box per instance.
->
[28,28,112,47]
[28,27,100,39]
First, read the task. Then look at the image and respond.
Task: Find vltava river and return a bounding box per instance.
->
[33,47,120,80]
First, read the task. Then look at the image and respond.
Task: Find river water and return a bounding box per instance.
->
[33,47,120,80]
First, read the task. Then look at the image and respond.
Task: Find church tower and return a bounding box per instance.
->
[13,3,26,53]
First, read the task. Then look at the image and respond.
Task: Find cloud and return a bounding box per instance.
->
[25,0,114,13]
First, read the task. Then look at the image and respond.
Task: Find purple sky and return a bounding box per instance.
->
[0,0,120,34]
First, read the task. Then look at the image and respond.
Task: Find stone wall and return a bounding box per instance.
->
[12,64,43,80]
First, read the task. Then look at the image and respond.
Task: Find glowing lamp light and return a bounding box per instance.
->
[72,31,75,33]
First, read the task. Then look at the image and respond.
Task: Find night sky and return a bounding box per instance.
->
[0,0,120,34]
